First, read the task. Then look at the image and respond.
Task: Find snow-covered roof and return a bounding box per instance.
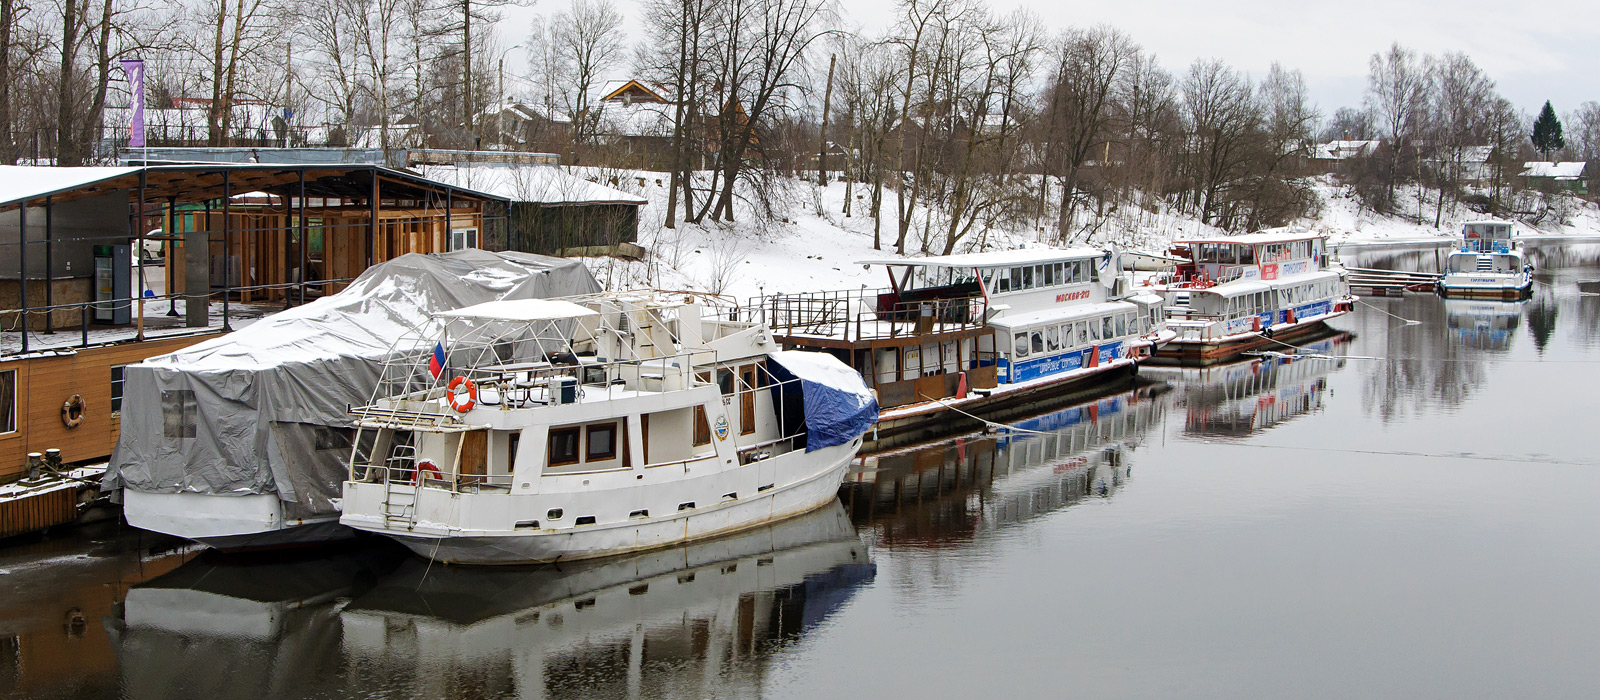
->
[437,298,599,322]
[856,247,1105,268]
[1521,161,1586,179]
[596,101,675,137]
[0,165,141,205]
[415,164,647,205]
[1311,140,1381,160]
[989,302,1134,330]
[1178,230,1327,245]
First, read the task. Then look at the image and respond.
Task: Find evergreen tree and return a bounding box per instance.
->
[1532,100,1566,159]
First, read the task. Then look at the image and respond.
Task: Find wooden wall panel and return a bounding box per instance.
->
[0,333,222,482]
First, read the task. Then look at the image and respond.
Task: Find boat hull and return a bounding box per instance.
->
[123,490,355,550]
[352,445,858,566]
[1438,275,1533,300]
[865,361,1141,452]
[1150,317,1345,366]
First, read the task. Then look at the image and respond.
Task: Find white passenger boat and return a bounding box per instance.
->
[754,247,1173,449]
[338,291,877,565]
[1149,231,1355,364]
[1438,220,1533,300]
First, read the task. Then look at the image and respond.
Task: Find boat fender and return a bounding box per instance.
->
[61,394,85,428]
[447,376,478,412]
[1263,326,1274,339]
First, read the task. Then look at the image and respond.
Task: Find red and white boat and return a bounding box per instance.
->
[1148,231,1356,365]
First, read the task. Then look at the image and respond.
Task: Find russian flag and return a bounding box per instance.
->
[429,342,446,379]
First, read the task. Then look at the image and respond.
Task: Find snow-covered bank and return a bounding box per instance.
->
[568,169,1600,298]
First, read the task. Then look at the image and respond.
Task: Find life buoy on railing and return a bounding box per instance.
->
[61,394,84,428]
[413,459,444,484]
[447,376,477,413]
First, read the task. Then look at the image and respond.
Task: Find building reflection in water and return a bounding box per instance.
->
[0,525,200,700]
[1156,333,1349,438]
[108,502,871,700]
[842,384,1169,548]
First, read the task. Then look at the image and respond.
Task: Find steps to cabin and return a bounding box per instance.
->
[1476,257,1494,272]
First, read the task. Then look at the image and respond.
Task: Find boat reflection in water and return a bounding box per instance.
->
[1445,299,1526,352]
[113,544,410,699]
[1152,332,1350,438]
[340,501,870,699]
[842,384,1168,546]
[108,503,869,700]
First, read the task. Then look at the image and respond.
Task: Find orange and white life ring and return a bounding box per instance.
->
[414,459,443,484]
[446,376,477,412]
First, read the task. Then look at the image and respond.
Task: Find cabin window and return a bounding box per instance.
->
[739,364,757,435]
[110,364,127,415]
[586,423,618,461]
[1013,332,1030,358]
[1077,322,1089,346]
[1028,331,1043,354]
[1021,266,1034,289]
[1042,264,1055,286]
[995,269,1011,293]
[549,427,582,466]
[717,369,735,396]
[0,369,13,434]
[1239,246,1256,264]
[448,228,479,251]
[1115,315,1127,337]
[640,414,650,464]
[1046,326,1060,351]
[1088,321,1101,342]
[979,268,997,292]
[161,389,197,439]
[1101,316,1114,340]
[508,432,520,473]
[693,405,712,446]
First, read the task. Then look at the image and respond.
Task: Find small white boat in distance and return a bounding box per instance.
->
[339,292,877,565]
[1438,220,1533,300]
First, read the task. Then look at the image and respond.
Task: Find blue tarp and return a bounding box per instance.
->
[765,351,879,452]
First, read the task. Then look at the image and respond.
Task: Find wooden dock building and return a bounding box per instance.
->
[0,164,503,534]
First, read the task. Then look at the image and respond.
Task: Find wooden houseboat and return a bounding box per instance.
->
[1438,220,1533,300]
[1149,231,1355,365]
[750,248,1173,451]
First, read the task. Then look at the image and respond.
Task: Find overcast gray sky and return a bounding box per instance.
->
[502,0,1599,119]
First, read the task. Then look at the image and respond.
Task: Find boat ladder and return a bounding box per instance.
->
[379,445,420,529]
[1476,256,1494,272]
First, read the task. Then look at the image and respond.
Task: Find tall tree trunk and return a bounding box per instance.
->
[57,0,82,164]
[0,0,15,163]
[462,0,473,139]
[209,0,227,145]
[221,0,248,146]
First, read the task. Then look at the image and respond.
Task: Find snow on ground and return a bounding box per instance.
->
[564,168,1600,298]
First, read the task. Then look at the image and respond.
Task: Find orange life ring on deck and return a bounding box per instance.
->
[61,394,84,428]
[447,376,477,412]
[414,459,443,484]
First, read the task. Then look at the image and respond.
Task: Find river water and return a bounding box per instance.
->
[5,263,1600,700]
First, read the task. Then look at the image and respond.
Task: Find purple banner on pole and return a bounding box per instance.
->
[120,59,145,148]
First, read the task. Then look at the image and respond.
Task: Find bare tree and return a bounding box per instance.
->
[550,0,624,163]
[1365,42,1432,203]
[1041,24,1133,240]
[1180,58,1257,227]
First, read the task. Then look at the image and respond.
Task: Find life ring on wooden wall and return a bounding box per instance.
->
[447,376,477,412]
[61,394,85,428]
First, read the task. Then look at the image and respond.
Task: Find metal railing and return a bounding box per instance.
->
[746,287,987,343]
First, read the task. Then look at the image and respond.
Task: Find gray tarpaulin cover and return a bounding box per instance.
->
[105,250,599,519]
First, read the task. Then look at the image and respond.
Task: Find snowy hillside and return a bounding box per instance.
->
[575,169,1600,299]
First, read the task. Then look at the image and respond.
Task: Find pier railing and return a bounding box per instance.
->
[746,288,987,343]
